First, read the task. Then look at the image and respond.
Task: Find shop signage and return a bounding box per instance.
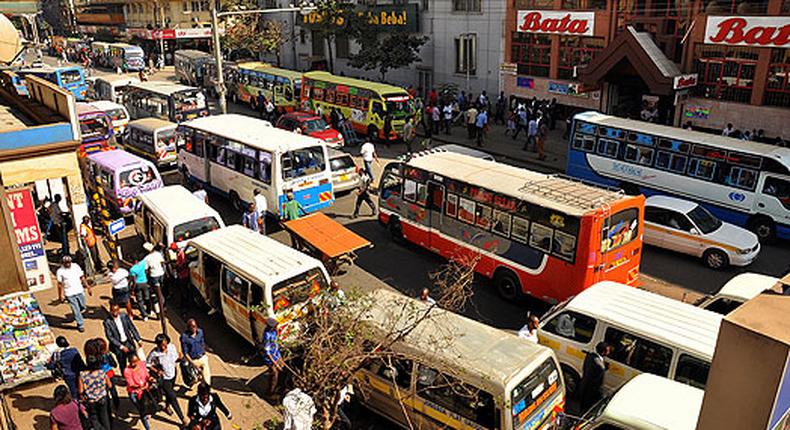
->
[548,81,592,98]
[6,188,50,290]
[517,77,534,88]
[705,16,790,47]
[516,11,594,36]
[684,105,711,120]
[127,27,214,40]
[302,4,419,33]
[673,73,698,90]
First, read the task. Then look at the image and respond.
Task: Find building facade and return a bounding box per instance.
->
[503,0,790,139]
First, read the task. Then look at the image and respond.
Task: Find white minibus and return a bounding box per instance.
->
[134,185,225,248]
[92,75,140,104]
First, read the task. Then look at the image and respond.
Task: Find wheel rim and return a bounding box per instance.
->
[756,223,772,240]
[498,277,517,300]
[707,252,724,269]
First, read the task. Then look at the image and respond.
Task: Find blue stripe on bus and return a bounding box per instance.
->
[278,182,334,213]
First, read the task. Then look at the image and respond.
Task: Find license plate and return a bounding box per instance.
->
[340,174,349,181]
[187,113,197,119]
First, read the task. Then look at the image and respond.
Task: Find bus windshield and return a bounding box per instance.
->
[106,108,127,121]
[511,359,561,429]
[173,90,207,113]
[385,96,411,118]
[60,69,83,85]
[157,128,178,149]
[272,268,327,313]
[282,146,327,180]
[687,205,722,234]
[79,116,110,140]
[174,216,220,242]
[118,166,159,188]
[600,208,640,254]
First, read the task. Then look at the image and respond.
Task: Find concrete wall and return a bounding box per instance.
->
[680,97,790,140]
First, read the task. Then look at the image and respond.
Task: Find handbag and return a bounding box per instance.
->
[180,360,199,387]
[49,350,65,380]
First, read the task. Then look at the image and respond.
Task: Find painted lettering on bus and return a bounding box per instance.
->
[611,161,643,178]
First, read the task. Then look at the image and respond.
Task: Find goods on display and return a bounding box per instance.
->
[0,292,56,390]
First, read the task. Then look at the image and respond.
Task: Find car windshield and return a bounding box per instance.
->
[157,128,178,149]
[60,69,82,85]
[107,108,127,121]
[330,155,356,171]
[687,205,722,234]
[174,217,220,242]
[303,118,328,134]
[173,90,207,113]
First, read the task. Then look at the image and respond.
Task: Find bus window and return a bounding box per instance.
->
[403,179,417,202]
[445,194,458,217]
[281,147,327,180]
[552,230,577,262]
[604,327,672,377]
[492,210,511,236]
[763,177,790,209]
[381,172,402,200]
[475,204,492,230]
[624,144,654,166]
[601,208,639,253]
[655,151,687,174]
[458,197,475,224]
[271,268,327,312]
[174,216,220,242]
[688,158,716,180]
[258,151,273,184]
[511,216,530,243]
[597,139,619,158]
[375,358,413,389]
[572,133,595,152]
[543,311,596,343]
[60,69,82,85]
[511,359,561,430]
[371,100,385,118]
[674,354,710,389]
[416,365,496,429]
[416,183,428,206]
[223,267,249,306]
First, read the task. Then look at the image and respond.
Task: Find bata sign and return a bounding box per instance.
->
[517,11,594,36]
[705,16,790,47]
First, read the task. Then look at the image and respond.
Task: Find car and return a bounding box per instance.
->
[328,148,361,194]
[643,195,760,269]
[696,272,781,315]
[275,112,344,147]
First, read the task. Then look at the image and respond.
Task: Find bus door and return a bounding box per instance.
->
[756,174,790,223]
[220,266,253,343]
[360,358,417,426]
[427,181,445,247]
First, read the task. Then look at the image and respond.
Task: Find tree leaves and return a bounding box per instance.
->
[348,32,427,81]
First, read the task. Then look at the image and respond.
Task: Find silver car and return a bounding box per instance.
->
[328,149,361,194]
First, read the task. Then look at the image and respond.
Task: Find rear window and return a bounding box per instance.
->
[60,69,82,84]
[174,216,220,242]
[118,165,159,188]
[511,359,561,429]
[600,208,639,253]
[80,116,110,140]
[107,108,127,121]
[272,268,327,313]
[330,155,356,171]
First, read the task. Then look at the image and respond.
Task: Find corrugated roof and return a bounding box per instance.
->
[406,151,627,216]
[181,114,325,153]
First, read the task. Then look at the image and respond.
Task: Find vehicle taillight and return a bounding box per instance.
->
[354,165,359,174]
[319,178,329,185]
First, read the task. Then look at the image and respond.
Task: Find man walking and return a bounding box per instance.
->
[79,216,100,272]
[475,109,488,147]
[282,192,305,221]
[513,106,528,140]
[525,116,538,151]
[129,255,151,320]
[144,242,167,315]
[103,300,141,372]
[254,189,268,235]
[578,342,611,411]
[442,103,453,135]
[181,318,211,385]
[360,140,379,181]
[352,173,376,219]
[52,194,69,256]
[431,105,441,135]
[495,92,507,125]
[56,256,91,332]
[402,117,416,154]
[466,104,478,140]
[108,260,134,317]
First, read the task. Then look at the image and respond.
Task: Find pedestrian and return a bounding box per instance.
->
[257,91,266,117]
[78,345,112,430]
[359,140,379,181]
[124,353,154,430]
[260,318,284,397]
[56,256,91,332]
[282,191,306,221]
[466,104,478,140]
[431,104,441,135]
[442,103,453,135]
[513,106,528,140]
[722,123,735,137]
[475,109,488,147]
[418,287,436,305]
[47,336,85,399]
[428,88,437,106]
[742,129,753,141]
[383,113,393,148]
[330,108,340,130]
[336,383,354,430]
[181,318,211,385]
[95,337,120,410]
[107,260,132,312]
[524,117,538,151]
[265,98,275,122]
[192,182,208,204]
[548,98,558,130]
[103,300,141,373]
[188,382,232,430]
[242,202,259,232]
[563,116,572,140]
[50,384,85,430]
[537,117,548,161]
[138,68,147,82]
[423,104,433,138]
[79,216,100,272]
[495,91,506,125]
[402,117,416,154]
[517,314,540,343]
[505,110,517,136]
[171,243,192,312]
[144,242,167,315]
[578,342,611,411]
[129,255,151,319]
[352,173,376,219]
[52,194,70,256]
[148,333,187,426]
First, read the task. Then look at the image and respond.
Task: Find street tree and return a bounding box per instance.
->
[220,0,289,65]
[284,255,478,429]
[348,32,428,81]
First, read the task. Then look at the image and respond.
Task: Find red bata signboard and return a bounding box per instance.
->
[673,73,698,90]
[705,16,790,47]
[517,10,595,36]
[6,189,44,260]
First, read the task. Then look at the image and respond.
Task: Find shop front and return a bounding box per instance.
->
[127,27,213,65]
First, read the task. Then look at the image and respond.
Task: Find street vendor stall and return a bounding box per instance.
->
[0,292,56,390]
[283,212,371,275]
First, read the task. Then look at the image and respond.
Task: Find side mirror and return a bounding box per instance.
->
[690,228,700,235]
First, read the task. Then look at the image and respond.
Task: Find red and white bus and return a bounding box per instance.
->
[377,151,645,303]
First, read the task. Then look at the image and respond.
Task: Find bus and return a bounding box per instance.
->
[301,71,416,140]
[566,111,790,241]
[76,102,115,152]
[358,288,565,430]
[177,114,334,216]
[18,66,88,100]
[174,49,213,87]
[108,43,145,72]
[124,81,209,123]
[231,62,302,113]
[378,150,645,304]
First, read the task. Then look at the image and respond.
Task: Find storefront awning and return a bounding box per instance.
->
[578,27,685,96]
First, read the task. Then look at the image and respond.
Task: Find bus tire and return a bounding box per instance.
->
[748,216,776,243]
[561,364,581,399]
[619,181,640,196]
[703,249,729,270]
[493,268,521,301]
[368,125,379,141]
[388,217,404,243]
[230,191,243,212]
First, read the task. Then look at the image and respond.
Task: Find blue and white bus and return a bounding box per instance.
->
[18,66,88,100]
[177,114,334,217]
[566,111,790,241]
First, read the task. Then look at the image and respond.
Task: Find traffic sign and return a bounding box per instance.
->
[108,218,126,236]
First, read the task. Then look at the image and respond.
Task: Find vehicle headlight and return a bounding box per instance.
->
[737,247,752,255]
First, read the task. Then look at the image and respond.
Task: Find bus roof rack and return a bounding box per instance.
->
[518,174,625,210]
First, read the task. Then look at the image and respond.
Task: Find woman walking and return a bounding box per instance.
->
[123,353,155,430]
[77,341,112,430]
[188,383,232,430]
[148,333,187,426]
[50,384,85,430]
[95,337,120,410]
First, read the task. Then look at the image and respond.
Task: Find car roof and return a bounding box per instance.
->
[716,273,780,301]
[89,100,125,111]
[645,195,699,213]
[603,374,704,430]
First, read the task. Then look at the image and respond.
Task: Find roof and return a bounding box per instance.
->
[187,225,325,287]
[645,195,698,214]
[94,75,140,86]
[727,293,790,345]
[630,28,681,79]
[363,288,555,390]
[716,273,780,301]
[405,151,629,216]
[282,112,319,121]
[138,185,221,225]
[88,100,125,111]
[128,117,176,132]
[604,374,704,430]
[304,71,409,97]
[110,43,142,52]
[175,49,212,60]
[129,80,201,96]
[87,148,152,170]
[181,114,325,153]
[435,144,495,161]
[282,213,370,259]
[574,111,790,166]
[563,281,723,359]
[76,102,105,115]
[238,63,302,80]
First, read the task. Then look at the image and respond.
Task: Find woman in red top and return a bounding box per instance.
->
[123,353,154,430]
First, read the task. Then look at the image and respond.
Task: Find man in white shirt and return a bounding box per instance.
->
[144,242,167,315]
[722,123,735,137]
[518,314,540,343]
[360,141,379,181]
[253,188,268,235]
[56,256,91,332]
[442,103,453,135]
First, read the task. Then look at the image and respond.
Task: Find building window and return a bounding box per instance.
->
[515,0,552,7]
[182,0,189,12]
[455,34,477,75]
[335,35,350,59]
[312,30,325,57]
[766,49,790,108]
[561,0,607,8]
[558,37,604,80]
[422,0,429,10]
[453,0,481,12]
[785,0,790,13]
[694,45,758,104]
[511,32,551,78]
[703,0,768,14]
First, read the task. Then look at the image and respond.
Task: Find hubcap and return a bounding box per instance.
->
[708,253,724,268]
[757,224,771,239]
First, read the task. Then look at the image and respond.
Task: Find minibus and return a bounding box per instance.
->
[124,118,180,168]
[186,225,331,343]
[81,149,163,216]
[92,75,140,104]
[696,272,781,315]
[134,185,224,248]
[537,281,723,396]
[89,100,130,136]
[108,43,145,72]
[358,288,565,430]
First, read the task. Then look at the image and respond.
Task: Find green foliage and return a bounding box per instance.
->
[220,0,288,61]
[348,32,427,81]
